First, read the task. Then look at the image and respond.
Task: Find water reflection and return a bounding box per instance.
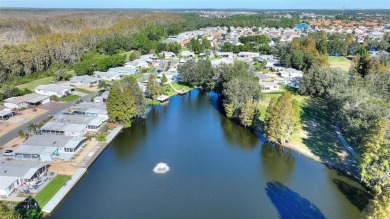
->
[266,181,326,219]
[261,143,295,181]
[333,179,371,211]
[220,116,258,150]
[111,119,146,161]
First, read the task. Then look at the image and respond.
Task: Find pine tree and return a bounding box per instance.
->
[146,74,161,99]
[361,186,390,219]
[264,97,278,141]
[292,99,301,132]
[239,101,256,128]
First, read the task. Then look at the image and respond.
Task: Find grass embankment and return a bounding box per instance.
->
[75,88,92,94]
[171,82,192,91]
[328,56,352,72]
[16,77,54,90]
[34,175,71,208]
[259,87,352,167]
[59,95,80,102]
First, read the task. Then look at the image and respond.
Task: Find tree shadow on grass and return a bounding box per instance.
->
[266,181,326,219]
[300,97,358,175]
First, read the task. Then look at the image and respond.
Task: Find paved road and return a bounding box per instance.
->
[0,92,98,146]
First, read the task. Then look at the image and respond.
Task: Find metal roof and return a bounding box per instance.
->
[51,114,106,126]
[40,122,87,132]
[0,161,48,178]
[4,93,49,105]
[0,110,13,117]
[35,84,73,93]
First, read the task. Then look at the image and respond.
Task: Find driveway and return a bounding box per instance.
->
[0,92,98,146]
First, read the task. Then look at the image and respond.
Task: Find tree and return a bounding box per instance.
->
[107,77,147,125]
[178,59,215,90]
[299,66,349,96]
[292,99,301,132]
[0,202,21,219]
[239,101,257,128]
[317,31,328,55]
[27,123,37,135]
[162,74,168,83]
[263,92,296,144]
[360,118,389,194]
[128,51,141,61]
[361,186,390,219]
[146,74,161,99]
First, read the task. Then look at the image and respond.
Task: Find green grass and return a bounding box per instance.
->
[16,77,54,90]
[34,175,70,208]
[171,82,193,91]
[75,88,92,94]
[328,56,352,72]
[162,85,177,97]
[59,95,80,102]
[147,98,160,105]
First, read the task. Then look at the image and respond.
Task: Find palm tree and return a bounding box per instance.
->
[27,123,37,135]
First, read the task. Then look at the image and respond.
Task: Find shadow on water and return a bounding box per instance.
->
[333,179,372,211]
[266,181,326,219]
[261,143,295,181]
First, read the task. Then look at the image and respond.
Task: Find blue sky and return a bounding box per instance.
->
[1,0,390,9]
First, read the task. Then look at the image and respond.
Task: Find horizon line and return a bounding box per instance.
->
[1,7,390,10]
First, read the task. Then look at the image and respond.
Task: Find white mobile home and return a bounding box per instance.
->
[35,84,74,97]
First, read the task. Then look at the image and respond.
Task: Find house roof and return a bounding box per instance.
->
[4,93,49,105]
[0,161,48,179]
[35,84,73,93]
[0,109,13,117]
[260,81,279,87]
[15,135,86,155]
[70,75,98,84]
[51,114,106,126]
[94,71,120,78]
[40,122,87,132]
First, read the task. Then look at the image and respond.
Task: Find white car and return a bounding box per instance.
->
[3,150,14,156]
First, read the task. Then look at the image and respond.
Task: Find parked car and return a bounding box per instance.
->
[3,150,14,156]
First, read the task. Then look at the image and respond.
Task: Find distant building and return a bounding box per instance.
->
[259,81,280,92]
[94,71,121,81]
[211,58,234,67]
[0,161,49,197]
[279,68,303,78]
[4,93,50,109]
[237,52,259,58]
[216,51,234,58]
[108,67,137,75]
[35,84,74,97]
[69,75,99,87]
[160,51,177,60]
[94,91,109,103]
[180,51,195,58]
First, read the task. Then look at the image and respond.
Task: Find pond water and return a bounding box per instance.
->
[50,90,368,219]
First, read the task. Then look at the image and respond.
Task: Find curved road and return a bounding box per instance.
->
[0,92,98,146]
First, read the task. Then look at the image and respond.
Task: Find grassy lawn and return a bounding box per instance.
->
[162,85,177,97]
[34,175,70,208]
[328,56,352,72]
[147,98,160,105]
[171,82,193,91]
[75,88,92,94]
[16,76,54,90]
[258,88,351,167]
[59,95,80,102]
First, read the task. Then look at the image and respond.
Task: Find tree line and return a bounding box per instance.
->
[298,63,390,218]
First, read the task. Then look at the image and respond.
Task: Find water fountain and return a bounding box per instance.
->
[153,162,170,174]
